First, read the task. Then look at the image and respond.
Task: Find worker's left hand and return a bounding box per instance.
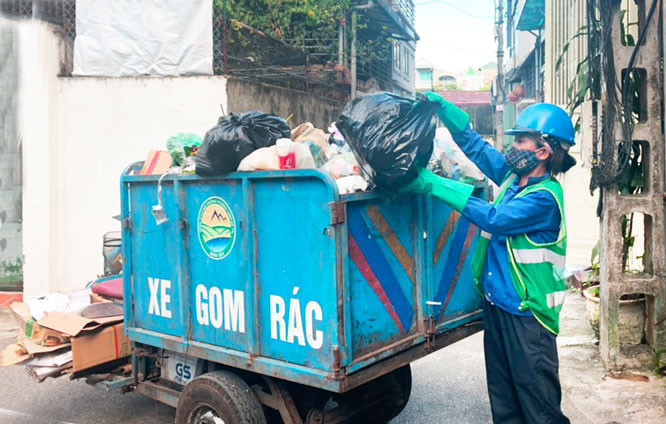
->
[399,168,475,213]
[423,91,470,134]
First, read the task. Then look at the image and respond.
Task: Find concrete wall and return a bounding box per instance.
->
[226,78,345,130]
[18,20,229,298]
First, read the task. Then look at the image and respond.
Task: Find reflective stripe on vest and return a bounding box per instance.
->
[511,248,566,268]
[547,290,567,308]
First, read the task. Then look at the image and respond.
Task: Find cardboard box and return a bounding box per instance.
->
[139,149,172,175]
[29,310,123,351]
[31,323,70,346]
[71,323,130,372]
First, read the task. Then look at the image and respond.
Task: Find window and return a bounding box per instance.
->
[393,42,401,71]
[402,48,409,74]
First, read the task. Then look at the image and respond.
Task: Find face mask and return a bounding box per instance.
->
[504,147,541,176]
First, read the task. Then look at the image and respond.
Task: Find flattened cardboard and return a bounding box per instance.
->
[71,323,130,372]
[0,343,29,366]
[37,311,122,337]
[22,339,71,355]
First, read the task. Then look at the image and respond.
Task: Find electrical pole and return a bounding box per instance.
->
[495,0,505,150]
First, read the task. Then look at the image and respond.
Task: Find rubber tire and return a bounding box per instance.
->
[351,364,412,424]
[175,370,267,424]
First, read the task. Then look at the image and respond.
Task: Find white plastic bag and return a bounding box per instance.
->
[336,175,369,194]
[237,146,280,171]
[237,143,316,171]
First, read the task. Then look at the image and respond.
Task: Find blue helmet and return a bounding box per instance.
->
[505,103,575,147]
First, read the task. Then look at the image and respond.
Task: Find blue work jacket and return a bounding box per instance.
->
[453,126,561,316]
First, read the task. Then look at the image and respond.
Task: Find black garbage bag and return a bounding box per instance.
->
[195,111,291,175]
[336,92,439,188]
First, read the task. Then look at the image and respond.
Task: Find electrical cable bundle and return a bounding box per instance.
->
[590,0,659,199]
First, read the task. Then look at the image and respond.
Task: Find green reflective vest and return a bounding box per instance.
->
[472,174,567,335]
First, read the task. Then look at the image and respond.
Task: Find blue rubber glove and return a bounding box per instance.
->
[402,168,475,212]
[425,92,470,134]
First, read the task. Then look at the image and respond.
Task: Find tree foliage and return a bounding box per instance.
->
[217,0,350,49]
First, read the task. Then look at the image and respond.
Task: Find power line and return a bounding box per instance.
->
[414,0,494,19]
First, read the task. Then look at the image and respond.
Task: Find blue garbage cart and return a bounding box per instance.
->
[117,162,485,424]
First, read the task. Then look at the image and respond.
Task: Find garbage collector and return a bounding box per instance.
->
[402,93,575,424]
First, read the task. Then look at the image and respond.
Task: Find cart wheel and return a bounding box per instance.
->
[175,370,267,424]
[352,364,412,424]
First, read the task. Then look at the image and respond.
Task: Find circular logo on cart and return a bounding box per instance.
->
[198,197,236,260]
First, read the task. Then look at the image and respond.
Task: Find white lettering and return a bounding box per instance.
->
[160,279,172,319]
[270,295,286,341]
[195,284,209,325]
[148,277,160,316]
[224,289,245,333]
[195,285,246,334]
[287,297,306,346]
[209,287,223,329]
[269,291,324,349]
[305,301,323,349]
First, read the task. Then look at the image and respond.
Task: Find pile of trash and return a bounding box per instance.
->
[134,92,486,194]
[428,127,485,182]
[0,276,128,383]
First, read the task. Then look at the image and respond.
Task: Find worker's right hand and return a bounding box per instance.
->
[424,91,470,134]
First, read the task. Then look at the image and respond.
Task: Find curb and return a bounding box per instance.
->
[0,292,22,308]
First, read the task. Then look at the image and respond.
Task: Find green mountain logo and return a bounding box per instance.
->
[197,197,236,260]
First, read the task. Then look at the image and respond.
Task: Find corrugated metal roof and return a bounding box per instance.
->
[436,91,492,106]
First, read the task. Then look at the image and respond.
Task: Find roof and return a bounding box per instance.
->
[437,90,491,106]
[516,0,545,30]
[415,58,435,69]
[461,67,480,76]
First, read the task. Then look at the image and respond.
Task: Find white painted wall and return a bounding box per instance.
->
[18,20,228,298]
[55,76,227,295]
[17,19,62,300]
[559,160,600,267]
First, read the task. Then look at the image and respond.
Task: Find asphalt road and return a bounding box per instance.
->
[0,333,492,424]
